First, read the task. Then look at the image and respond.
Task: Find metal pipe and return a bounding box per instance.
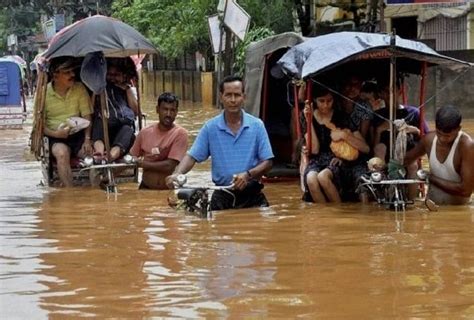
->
[261,54,271,122]
[419,61,427,136]
[293,83,301,139]
[306,79,313,155]
[389,31,397,160]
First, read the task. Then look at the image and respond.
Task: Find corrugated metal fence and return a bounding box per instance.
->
[421,14,467,51]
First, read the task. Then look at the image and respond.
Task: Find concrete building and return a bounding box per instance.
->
[304,1,474,117]
[384,2,474,50]
[308,1,474,50]
[308,0,368,34]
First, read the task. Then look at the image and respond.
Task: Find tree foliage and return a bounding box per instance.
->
[0,0,116,18]
[234,27,274,76]
[0,3,41,54]
[0,0,115,54]
[112,0,216,58]
[112,0,296,59]
[0,9,8,53]
[239,0,295,34]
[42,0,116,20]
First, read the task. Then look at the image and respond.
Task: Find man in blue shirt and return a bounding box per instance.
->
[166,75,274,210]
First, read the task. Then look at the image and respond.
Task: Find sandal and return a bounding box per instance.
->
[93,152,106,164]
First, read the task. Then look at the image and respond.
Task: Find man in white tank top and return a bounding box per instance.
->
[404,105,473,205]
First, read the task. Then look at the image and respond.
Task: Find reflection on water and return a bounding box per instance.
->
[36,189,155,318]
[0,101,473,318]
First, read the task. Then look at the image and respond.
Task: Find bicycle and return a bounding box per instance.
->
[358,169,436,212]
[79,154,137,194]
[169,175,234,219]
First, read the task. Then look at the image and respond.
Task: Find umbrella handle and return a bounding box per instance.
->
[100,91,111,160]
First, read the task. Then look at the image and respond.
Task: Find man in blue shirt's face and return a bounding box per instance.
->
[220,80,245,117]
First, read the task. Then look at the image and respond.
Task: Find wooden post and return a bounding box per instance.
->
[153,68,157,97]
[223,26,233,77]
[190,72,195,102]
[180,71,185,99]
[161,71,165,93]
[31,70,48,159]
[171,71,175,94]
[379,0,385,32]
[100,91,111,159]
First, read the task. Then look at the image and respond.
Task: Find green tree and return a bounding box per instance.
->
[112,0,216,58]
[0,0,115,56]
[0,9,8,54]
[0,3,42,55]
[112,0,296,59]
[234,27,274,76]
[0,0,116,18]
[43,0,115,20]
[239,0,295,34]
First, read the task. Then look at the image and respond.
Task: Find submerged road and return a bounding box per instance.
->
[1,101,473,318]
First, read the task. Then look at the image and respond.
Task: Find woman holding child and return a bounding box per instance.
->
[302,85,369,203]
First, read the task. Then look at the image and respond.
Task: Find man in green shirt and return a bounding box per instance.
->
[43,57,93,187]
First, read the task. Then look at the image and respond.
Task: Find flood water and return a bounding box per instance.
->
[1,100,473,319]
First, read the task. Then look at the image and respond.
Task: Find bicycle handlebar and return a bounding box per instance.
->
[360,175,426,185]
[177,183,235,191]
[173,174,234,190]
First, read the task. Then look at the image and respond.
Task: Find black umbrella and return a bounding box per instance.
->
[80,51,107,95]
[80,52,113,187]
[43,15,157,59]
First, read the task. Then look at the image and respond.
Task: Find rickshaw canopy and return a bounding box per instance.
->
[0,60,22,106]
[0,55,27,79]
[244,32,306,116]
[30,15,154,158]
[277,31,473,80]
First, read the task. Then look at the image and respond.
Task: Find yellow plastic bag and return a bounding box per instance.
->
[330,140,359,161]
[325,122,359,161]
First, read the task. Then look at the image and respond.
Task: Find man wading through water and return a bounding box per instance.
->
[130,92,188,190]
[166,75,274,210]
[404,105,474,205]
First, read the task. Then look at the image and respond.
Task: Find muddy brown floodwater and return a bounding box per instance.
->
[1,99,473,319]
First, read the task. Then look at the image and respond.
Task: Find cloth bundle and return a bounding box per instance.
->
[325,122,359,161]
[57,117,90,135]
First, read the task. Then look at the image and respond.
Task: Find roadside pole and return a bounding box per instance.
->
[208,0,250,107]
[215,0,226,107]
[379,0,385,32]
[216,23,224,108]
